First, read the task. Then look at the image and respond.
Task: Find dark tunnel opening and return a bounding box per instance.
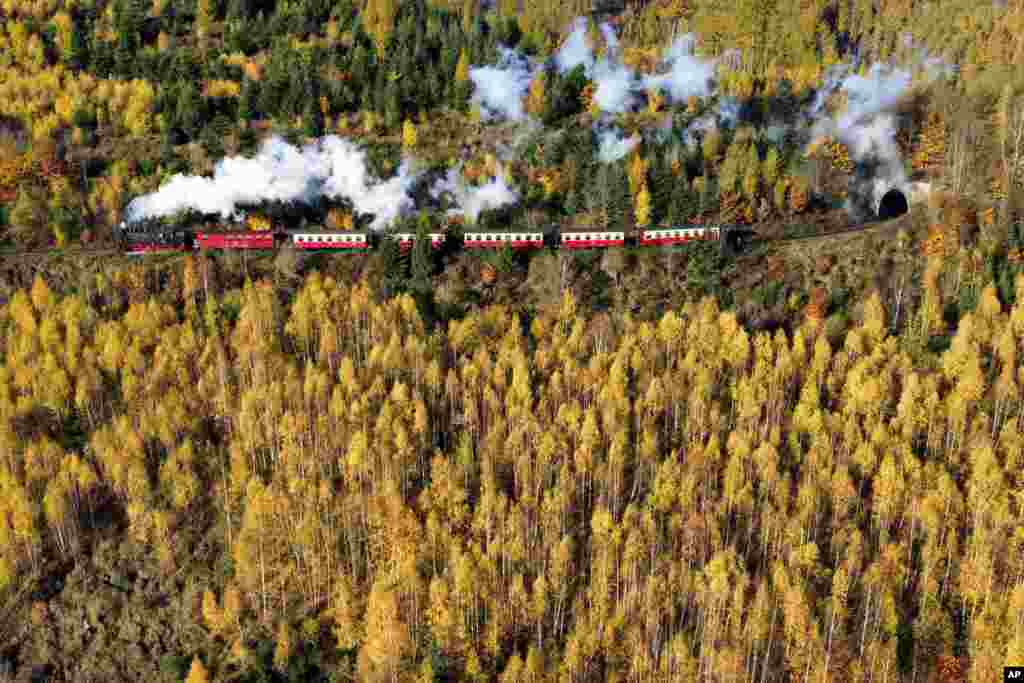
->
[877,189,909,220]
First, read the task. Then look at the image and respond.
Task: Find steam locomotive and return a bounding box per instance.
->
[115,220,756,255]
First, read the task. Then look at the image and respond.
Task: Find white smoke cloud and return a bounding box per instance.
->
[464,16,718,129]
[807,62,918,216]
[596,126,640,163]
[431,167,520,222]
[470,47,539,122]
[555,20,717,114]
[555,18,595,74]
[124,136,419,230]
[642,35,717,104]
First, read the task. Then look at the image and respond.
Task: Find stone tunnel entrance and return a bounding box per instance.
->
[877,189,909,220]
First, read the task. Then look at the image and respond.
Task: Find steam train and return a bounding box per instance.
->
[116,220,756,255]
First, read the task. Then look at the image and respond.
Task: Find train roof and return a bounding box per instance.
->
[559,228,626,233]
[279,228,370,235]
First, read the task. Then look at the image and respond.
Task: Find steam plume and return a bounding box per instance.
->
[805,53,952,218]
[470,47,539,122]
[596,126,640,163]
[555,19,717,114]
[124,136,419,230]
[431,167,521,222]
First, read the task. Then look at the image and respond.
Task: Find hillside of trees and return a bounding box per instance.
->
[2,257,1024,682]
[2,0,1024,681]
[0,0,1021,247]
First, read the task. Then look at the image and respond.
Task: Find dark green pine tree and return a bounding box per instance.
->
[411,212,435,290]
[647,157,672,226]
[227,0,252,22]
[259,59,281,114]
[159,131,177,165]
[700,175,720,218]
[238,78,255,124]
[564,187,580,216]
[303,100,324,138]
[441,41,458,77]
[425,64,443,105]
[65,21,87,69]
[410,214,437,327]
[238,125,257,153]
[669,174,698,225]
[176,83,203,139]
[89,33,112,77]
[374,67,389,114]
[384,84,401,130]
[351,43,370,87]
[607,163,631,229]
[201,122,225,157]
[379,232,408,300]
[114,32,134,75]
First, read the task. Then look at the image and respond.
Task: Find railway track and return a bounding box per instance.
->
[0,248,120,258]
[0,216,905,260]
[768,214,905,247]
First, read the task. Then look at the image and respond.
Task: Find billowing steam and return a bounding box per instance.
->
[805,53,952,218]
[828,64,913,215]
[555,19,717,114]
[596,126,640,163]
[556,19,639,112]
[641,34,717,104]
[555,18,596,74]
[430,167,521,222]
[124,136,419,229]
[470,47,539,122]
[124,15,959,233]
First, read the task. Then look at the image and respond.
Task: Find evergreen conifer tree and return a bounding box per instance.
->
[411,213,434,295]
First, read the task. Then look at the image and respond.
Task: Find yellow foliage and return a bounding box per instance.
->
[184,657,210,683]
[628,153,648,196]
[913,110,945,177]
[362,110,377,134]
[623,47,659,74]
[526,72,546,118]
[455,48,470,84]
[536,168,563,197]
[634,182,652,227]
[203,80,242,98]
[402,118,417,150]
[824,138,852,173]
[246,214,271,231]
[326,208,354,230]
[647,88,664,114]
[789,176,809,213]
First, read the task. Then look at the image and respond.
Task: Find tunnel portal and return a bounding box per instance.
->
[877,189,909,220]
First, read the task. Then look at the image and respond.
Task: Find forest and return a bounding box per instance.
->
[2,0,1024,680]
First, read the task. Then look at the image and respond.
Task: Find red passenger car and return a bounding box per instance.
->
[292,232,370,250]
[639,226,720,246]
[464,231,544,249]
[393,233,445,250]
[196,232,275,249]
[559,230,626,249]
